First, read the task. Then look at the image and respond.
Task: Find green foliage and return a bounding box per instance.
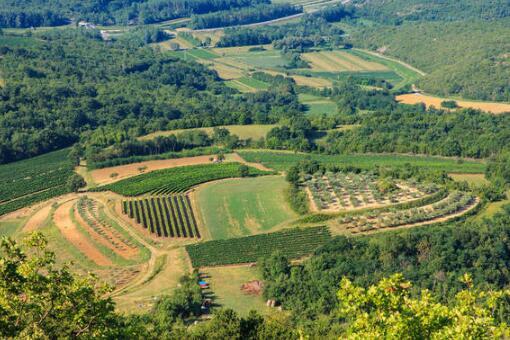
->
[238,150,486,173]
[441,100,459,109]
[351,20,510,101]
[97,162,270,196]
[189,4,301,30]
[486,151,510,186]
[67,173,86,192]
[186,226,331,267]
[286,186,309,215]
[0,234,119,338]
[338,273,510,338]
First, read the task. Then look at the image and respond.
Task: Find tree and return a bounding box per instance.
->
[0,234,120,338]
[337,273,510,339]
[67,173,86,192]
[239,164,250,177]
[217,152,226,162]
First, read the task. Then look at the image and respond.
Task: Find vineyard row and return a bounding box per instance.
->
[122,195,200,238]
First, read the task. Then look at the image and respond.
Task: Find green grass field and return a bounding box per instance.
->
[298,93,338,115]
[140,124,277,141]
[196,176,297,240]
[238,150,486,173]
[206,266,269,316]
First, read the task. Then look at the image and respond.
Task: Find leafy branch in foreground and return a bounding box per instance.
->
[0,233,118,339]
[338,273,510,339]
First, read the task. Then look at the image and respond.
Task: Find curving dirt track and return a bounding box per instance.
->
[22,203,52,233]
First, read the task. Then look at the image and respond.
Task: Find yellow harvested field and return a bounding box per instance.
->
[302,50,388,72]
[396,93,510,114]
[90,155,216,185]
[291,75,332,88]
[209,62,244,79]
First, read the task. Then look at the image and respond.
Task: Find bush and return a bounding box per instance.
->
[441,100,459,109]
[67,174,86,192]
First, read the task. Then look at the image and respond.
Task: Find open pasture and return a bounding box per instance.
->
[396,93,510,114]
[196,176,297,240]
[449,173,489,186]
[122,195,200,238]
[238,150,487,173]
[186,226,331,267]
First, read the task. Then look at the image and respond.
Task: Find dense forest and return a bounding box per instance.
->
[0,0,268,27]
[0,29,303,164]
[352,0,510,23]
[189,3,301,29]
[216,5,351,48]
[260,206,510,328]
[351,20,510,102]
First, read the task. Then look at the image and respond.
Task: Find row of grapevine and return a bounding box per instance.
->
[186,226,331,267]
[122,195,200,238]
[96,162,270,196]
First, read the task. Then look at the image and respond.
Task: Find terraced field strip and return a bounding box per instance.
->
[53,200,112,266]
[22,203,52,233]
[123,194,200,238]
[302,50,389,73]
[76,198,139,260]
[186,226,331,267]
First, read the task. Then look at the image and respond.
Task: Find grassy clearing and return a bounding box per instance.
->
[476,191,510,221]
[206,266,269,316]
[140,124,277,141]
[0,218,27,237]
[238,150,486,173]
[195,176,297,240]
[396,93,510,115]
[449,173,489,186]
[347,49,423,89]
[298,93,338,115]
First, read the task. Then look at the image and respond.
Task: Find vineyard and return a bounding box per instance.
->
[305,171,436,212]
[186,226,331,267]
[0,149,73,216]
[97,162,270,196]
[122,195,200,238]
[77,197,141,259]
[337,191,478,233]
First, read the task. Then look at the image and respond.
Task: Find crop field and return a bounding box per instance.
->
[305,171,436,212]
[122,195,200,238]
[302,50,389,73]
[186,226,331,267]
[396,93,510,114]
[336,191,478,234]
[225,76,270,92]
[96,162,270,196]
[238,150,487,173]
[298,93,338,115]
[196,176,297,240]
[0,149,73,216]
[291,75,332,88]
[140,124,277,141]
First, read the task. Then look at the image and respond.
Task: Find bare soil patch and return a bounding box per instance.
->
[22,203,52,233]
[53,200,112,266]
[241,280,263,295]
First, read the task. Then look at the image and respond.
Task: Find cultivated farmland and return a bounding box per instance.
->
[302,50,389,73]
[336,191,478,234]
[95,162,270,196]
[122,195,200,238]
[305,171,435,212]
[396,93,510,114]
[0,149,73,216]
[186,226,331,267]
